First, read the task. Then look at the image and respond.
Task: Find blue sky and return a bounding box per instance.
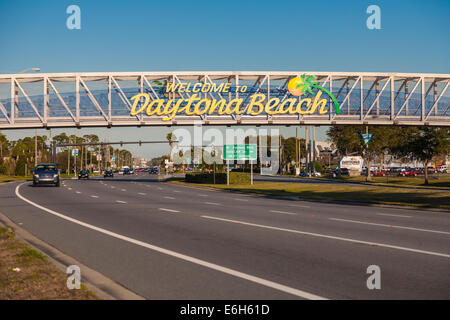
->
[0,0,449,158]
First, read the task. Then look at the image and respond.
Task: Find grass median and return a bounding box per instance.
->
[0,226,98,299]
[312,175,450,190]
[175,180,450,209]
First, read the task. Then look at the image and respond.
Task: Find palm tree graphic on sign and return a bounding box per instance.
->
[289,74,341,114]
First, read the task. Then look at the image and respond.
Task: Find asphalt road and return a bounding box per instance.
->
[0,174,449,299]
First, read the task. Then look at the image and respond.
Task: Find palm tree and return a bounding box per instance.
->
[166,133,176,163]
[296,74,341,114]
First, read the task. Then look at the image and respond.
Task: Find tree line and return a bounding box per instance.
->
[0,132,133,175]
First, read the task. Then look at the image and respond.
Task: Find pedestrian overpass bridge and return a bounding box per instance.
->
[0,71,449,129]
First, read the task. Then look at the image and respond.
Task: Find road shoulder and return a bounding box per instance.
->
[0,210,144,300]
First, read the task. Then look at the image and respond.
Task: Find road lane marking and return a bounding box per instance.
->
[15,182,326,300]
[138,193,147,195]
[377,213,412,218]
[164,196,175,200]
[205,202,221,206]
[234,198,248,202]
[121,189,127,192]
[201,215,450,259]
[289,204,311,208]
[111,186,116,189]
[91,195,99,198]
[68,188,72,190]
[173,190,181,193]
[116,200,127,204]
[157,187,163,190]
[76,191,81,194]
[198,194,208,197]
[158,208,180,213]
[329,218,450,235]
[270,210,297,215]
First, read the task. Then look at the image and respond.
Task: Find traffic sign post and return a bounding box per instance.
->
[223,144,257,186]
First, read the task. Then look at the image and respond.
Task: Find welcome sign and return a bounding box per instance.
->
[129,74,341,120]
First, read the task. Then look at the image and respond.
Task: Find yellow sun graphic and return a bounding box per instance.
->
[288,77,305,97]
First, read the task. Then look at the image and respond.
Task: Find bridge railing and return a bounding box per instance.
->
[0,72,449,128]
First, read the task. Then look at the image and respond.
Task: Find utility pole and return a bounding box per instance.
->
[305,126,309,176]
[34,129,38,166]
[295,127,298,175]
[313,126,316,177]
[365,126,371,182]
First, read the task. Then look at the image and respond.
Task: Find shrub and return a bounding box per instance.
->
[0,164,8,175]
[185,172,250,184]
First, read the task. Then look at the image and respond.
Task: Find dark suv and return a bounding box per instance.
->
[78,169,90,180]
[104,170,114,178]
[33,164,60,187]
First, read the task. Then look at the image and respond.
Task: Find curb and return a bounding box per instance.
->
[0,211,145,300]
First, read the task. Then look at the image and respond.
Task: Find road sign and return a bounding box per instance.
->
[71,149,79,157]
[361,133,373,145]
[223,144,257,160]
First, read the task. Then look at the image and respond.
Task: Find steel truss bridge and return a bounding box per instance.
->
[0,71,449,129]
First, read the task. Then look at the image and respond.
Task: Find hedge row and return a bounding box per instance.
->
[185,172,250,184]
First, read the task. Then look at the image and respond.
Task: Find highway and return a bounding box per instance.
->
[0,174,449,299]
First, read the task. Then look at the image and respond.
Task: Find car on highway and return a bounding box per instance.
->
[104,170,114,178]
[32,164,60,187]
[78,169,90,180]
[149,166,159,174]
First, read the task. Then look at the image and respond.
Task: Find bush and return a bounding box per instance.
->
[0,164,8,175]
[15,159,27,176]
[185,172,250,184]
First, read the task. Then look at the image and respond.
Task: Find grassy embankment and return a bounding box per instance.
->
[0,226,98,299]
[173,179,450,209]
[311,175,450,190]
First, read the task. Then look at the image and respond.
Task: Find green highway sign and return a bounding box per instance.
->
[223,144,257,160]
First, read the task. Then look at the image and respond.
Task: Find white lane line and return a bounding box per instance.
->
[329,218,450,235]
[111,186,116,189]
[198,194,208,197]
[76,191,81,194]
[121,189,127,192]
[201,215,450,259]
[205,202,221,206]
[14,182,327,300]
[270,210,297,216]
[377,213,412,218]
[164,196,175,200]
[116,200,127,204]
[289,204,311,208]
[157,187,163,190]
[173,190,181,193]
[158,208,180,213]
[68,188,72,190]
[234,198,248,202]
[90,195,99,198]
[138,193,147,196]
